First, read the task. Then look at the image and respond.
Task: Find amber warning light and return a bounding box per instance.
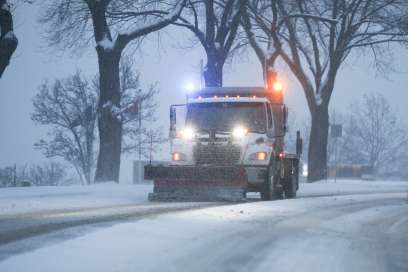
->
[273,81,283,92]
[267,70,284,92]
[266,69,284,104]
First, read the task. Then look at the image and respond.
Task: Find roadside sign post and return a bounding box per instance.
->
[330,124,342,182]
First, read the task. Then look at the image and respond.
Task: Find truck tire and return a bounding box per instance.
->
[283,160,297,199]
[261,166,283,201]
[284,176,296,199]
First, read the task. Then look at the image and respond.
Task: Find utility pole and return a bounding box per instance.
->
[149,133,153,164]
[13,164,17,187]
[138,89,143,183]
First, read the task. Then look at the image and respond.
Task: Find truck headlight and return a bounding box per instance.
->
[180,127,195,140]
[232,126,248,138]
[249,152,268,161]
[257,152,267,161]
[172,152,186,161]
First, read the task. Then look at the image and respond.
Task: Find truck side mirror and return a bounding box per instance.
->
[296,130,303,156]
[282,105,288,133]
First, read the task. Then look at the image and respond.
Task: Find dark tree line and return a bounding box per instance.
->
[0,162,67,187]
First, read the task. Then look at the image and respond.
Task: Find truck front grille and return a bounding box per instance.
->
[194,144,241,165]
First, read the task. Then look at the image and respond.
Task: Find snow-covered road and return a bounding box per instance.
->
[0,180,407,271]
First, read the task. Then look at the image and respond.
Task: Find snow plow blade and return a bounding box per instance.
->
[144,165,248,202]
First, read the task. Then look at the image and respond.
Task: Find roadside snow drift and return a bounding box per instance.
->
[0,179,407,216]
[0,182,152,216]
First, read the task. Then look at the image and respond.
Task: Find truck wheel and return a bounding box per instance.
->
[260,187,269,200]
[260,178,270,200]
[261,167,283,201]
[283,161,297,199]
[284,180,296,198]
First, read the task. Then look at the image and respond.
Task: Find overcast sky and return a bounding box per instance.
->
[1,4,408,181]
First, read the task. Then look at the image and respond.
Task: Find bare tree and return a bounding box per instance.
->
[0,162,67,187]
[40,0,186,182]
[32,72,98,185]
[32,63,162,184]
[0,0,18,78]
[245,0,408,181]
[118,58,164,156]
[28,162,67,186]
[0,165,14,187]
[174,0,248,86]
[242,0,280,76]
[341,93,408,174]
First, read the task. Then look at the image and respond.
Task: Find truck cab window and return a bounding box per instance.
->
[186,102,267,133]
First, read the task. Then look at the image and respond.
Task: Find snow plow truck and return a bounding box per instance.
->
[144,70,303,201]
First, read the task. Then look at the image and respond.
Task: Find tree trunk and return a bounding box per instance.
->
[308,104,329,182]
[0,0,18,78]
[204,53,223,87]
[94,49,122,183]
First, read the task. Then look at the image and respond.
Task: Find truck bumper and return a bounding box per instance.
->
[144,165,249,201]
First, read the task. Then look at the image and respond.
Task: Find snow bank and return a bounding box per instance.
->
[0,183,153,216]
[0,179,406,217]
[298,179,408,197]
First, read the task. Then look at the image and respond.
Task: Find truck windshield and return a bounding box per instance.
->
[186,102,267,133]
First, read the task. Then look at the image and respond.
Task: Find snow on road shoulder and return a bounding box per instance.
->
[0,182,153,216]
[0,179,406,217]
[298,179,408,197]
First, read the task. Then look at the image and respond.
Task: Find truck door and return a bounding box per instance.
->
[169,104,187,139]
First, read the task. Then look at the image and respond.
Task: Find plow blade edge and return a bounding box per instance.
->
[145,165,248,202]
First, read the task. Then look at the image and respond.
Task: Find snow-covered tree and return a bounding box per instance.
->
[174,0,248,86]
[0,0,18,78]
[40,0,186,182]
[341,93,408,174]
[245,0,408,182]
[32,72,98,185]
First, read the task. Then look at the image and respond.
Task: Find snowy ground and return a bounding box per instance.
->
[0,182,151,216]
[0,179,407,271]
[297,179,408,197]
[1,179,406,216]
